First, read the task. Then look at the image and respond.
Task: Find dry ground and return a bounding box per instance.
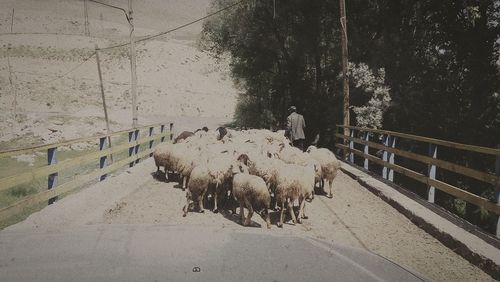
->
[0,0,237,149]
[6,158,494,282]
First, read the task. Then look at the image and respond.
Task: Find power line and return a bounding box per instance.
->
[98,0,245,51]
[31,52,96,85]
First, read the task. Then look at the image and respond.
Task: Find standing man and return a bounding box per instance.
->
[286,105,306,151]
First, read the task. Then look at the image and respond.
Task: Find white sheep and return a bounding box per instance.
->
[274,162,315,227]
[182,164,210,217]
[231,162,271,228]
[306,145,341,198]
[206,153,234,213]
[276,143,321,199]
[153,142,175,180]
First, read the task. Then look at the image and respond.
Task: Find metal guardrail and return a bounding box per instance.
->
[0,123,174,222]
[335,125,500,237]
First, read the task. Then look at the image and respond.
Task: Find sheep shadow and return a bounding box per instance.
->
[151,171,184,189]
[151,171,167,182]
[218,209,267,228]
[216,206,301,228]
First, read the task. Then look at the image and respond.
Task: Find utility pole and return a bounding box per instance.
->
[339,0,350,150]
[128,0,138,128]
[10,8,14,33]
[95,45,113,159]
[84,0,90,36]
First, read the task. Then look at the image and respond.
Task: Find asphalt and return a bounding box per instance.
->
[0,224,427,282]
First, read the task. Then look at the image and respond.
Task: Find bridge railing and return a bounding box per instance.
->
[0,122,174,225]
[335,125,500,237]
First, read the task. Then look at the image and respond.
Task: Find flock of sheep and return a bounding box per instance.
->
[153,128,341,228]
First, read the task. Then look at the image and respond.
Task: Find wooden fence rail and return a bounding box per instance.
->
[0,122,173,223]
[335,125,500,237]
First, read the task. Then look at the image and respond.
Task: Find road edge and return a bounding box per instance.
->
[339,162,500,280]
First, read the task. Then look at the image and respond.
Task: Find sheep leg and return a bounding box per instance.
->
[321,178,325,194]
[298,197,308,221]
[296,197,303,224]
[262,209,271,229]
[239,202,245,224]
[231,196,237,215]
[278,198,284,228]
[327,179,333,198]
[179,175,185,191]
[288,199,297,225]
[213,183,219,213]
[182,191,191,217]
[198,190,206,213]
[244,199,253,226]
[185,175,190,191]
[182,176,188,191]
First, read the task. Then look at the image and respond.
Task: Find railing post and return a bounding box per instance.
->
[349,129,354,163]
[363,132,369,170]
[382,135,389,179]
[160,124,165,143]
[99,136,108,181]
[495,155,500,238]
[134,129,140,164]
[149,126,154,157]
[388,136,396,182]
[169,123,174,142]
[47,147,58,205]
[427,144,437,203]
[128,130,136,167]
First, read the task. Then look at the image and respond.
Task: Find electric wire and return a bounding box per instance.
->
[97,0,245,51]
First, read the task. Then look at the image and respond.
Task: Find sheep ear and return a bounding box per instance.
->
[239,165,244,173]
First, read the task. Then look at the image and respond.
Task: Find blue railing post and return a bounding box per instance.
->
[160,124,165,143]
[169,123,174,141]
[47,147,58,204]
[427,144,438,203]
[349,129,354,163]
[149,126,154,157]
[99,136,108,181]
[134,129,140,164]
[495,155,500,238]
[128,130,136,167]
[363,132,369,170]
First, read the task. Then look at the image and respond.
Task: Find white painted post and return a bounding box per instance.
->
[427,144,437,203]
[388,136,396,182]
[99,136,108,181]
[363,132,369,170]
[148,126,154,157]
[382,135,389,179]
[349,129,354,163]
[495,155,500,238]
[47,147,58,204]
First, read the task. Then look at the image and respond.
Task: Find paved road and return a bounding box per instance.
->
[0,225,427,281]
[3,158,495,281]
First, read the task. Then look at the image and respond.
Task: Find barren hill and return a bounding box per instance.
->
[0,0,237,149]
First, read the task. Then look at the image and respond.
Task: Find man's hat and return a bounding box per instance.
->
[288,105,297,111]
